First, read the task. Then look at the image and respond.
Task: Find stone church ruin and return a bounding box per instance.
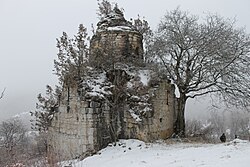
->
[48,8,177,160]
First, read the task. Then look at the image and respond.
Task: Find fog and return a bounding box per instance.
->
[0,0,250,122]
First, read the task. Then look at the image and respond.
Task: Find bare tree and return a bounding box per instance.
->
[208,111,226,136]
[229,110,250,139]
[0,88,6,99]
[186,119,214,142]
[150,8,250,136]
[0,118,27,165]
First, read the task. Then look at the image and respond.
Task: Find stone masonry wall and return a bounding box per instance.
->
[48,88,111,160]
[48,80,176,160]
[124,81,176,141]
[90,31,143,65]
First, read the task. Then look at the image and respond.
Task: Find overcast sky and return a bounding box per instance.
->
[0,0,250,121]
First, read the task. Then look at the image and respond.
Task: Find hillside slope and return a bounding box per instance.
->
[61,139,250,167]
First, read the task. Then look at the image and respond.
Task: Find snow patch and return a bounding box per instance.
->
[228,139,249,145]
[128,109,142,122]
[85,72,112,99]
[174,84,180,98]
[126,81,133,88]
[68,139,250,167]
[107,26,133,31]
[130,95,140,101]
[138,70,150,86]
[141,106,152,113]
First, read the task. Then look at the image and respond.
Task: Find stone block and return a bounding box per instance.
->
[85,114,93,120]
[85,108,94,114]
[88,135,94,145]
[81,101,90,108]
[88,128,94,135]
[90,101,100,108]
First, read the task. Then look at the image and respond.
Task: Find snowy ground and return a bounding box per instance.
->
[61,139,250,167]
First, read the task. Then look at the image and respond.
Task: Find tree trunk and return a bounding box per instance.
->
[174,93,187,137]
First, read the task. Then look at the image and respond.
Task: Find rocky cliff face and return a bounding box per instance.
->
[48,8,176,161]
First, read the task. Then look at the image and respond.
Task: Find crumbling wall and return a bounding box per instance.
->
[90,31,143,61]
[124,81,176,141]
[48,71,176,160]
[48,87,111,160]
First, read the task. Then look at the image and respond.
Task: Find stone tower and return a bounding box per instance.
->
[48,8,176,161]
[89,7,143,67]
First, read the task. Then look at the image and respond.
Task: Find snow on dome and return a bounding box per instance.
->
[96,7,136,32]
[107,26,133,31]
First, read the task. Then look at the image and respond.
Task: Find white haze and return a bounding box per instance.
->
[0,0,250,122]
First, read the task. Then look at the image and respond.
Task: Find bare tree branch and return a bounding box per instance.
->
[0,88,6,99]
[0,118,27,164]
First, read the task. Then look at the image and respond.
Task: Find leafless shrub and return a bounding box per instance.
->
[0,118,28,166]
[228,110,250,140]
[186,120,214,142]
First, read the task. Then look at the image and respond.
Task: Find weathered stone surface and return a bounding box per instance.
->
[48,78,176,160]
[89,8,143,68]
